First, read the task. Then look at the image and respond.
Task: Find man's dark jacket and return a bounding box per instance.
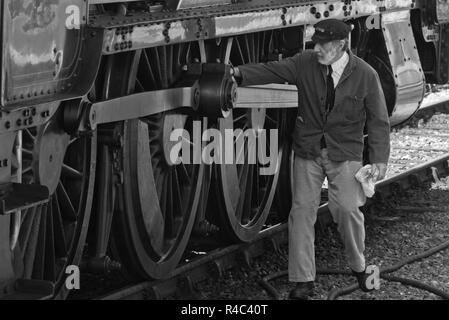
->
[238,50,390,164]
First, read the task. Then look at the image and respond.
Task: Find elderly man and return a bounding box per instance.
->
[231,19,390,299]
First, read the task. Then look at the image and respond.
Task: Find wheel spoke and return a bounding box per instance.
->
[153,48,163,88]
[242,165,255,224]
[22,148,33,157]
[159,172,168,223]
[164,171,175,239]
[166,45,173,85]
[23,206,42,278]
[233,113,247,123]
[250,33,256,63]
[32,205,48,280]
[64,222,76,251]
[224,37,233,64]
[261,32,266,61]
[44,203,57,281]
[236,161,251,222]
[136,78,145,92]
[172,168,183,216]
[57,182,77,222]
[19,207,36,260]
[254,152,260,208]
[52,194,68,256]
[142,49,158,89]
[177,163,191,185]
[22,166,32,174]
[173,43,180,70]
[61,164,83,180]
[23,128,36,142]
[236,39,245,64]
[265,114,277,125]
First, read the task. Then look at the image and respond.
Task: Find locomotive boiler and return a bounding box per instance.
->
[0,0,447,299]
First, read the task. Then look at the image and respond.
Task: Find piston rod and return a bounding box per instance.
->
[87,84,297,129]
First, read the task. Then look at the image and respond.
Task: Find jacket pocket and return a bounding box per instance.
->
[343,95,364,122]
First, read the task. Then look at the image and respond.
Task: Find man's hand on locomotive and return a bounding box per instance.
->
[229,66,241,82]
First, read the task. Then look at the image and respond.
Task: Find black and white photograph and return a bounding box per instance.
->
[0,0,448,310]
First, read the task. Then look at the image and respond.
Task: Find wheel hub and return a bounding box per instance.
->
[34,122,70,194]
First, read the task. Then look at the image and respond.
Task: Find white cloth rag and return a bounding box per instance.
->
[355,165,376,198]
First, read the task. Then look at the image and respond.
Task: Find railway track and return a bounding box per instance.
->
[70,96,449,300]
[96,157,449,300]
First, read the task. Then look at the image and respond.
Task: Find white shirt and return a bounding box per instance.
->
[330,52,349,88]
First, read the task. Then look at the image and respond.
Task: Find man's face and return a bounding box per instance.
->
[313,40,343,65]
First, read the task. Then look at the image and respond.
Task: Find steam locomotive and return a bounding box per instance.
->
[0,0,447,299]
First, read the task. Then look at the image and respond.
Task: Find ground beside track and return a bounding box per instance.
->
[195,177,449,300]
[388,114,449,177]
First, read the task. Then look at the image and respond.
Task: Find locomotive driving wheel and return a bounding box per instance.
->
[105,43,207,279]
[9,110,96,299]
[211,32,287,242]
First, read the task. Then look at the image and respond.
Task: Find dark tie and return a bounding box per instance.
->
[326,65,335,114]
[321,65,335,149]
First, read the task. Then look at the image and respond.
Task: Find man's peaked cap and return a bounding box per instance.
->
[312,19,351,42]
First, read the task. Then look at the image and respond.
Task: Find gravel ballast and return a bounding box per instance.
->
[196,178,449,300]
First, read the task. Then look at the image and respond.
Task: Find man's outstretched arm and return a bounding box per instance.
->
[232,53,301,86]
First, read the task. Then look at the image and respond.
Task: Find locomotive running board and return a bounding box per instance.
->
[86,84,297,129]
[0,183,50,215]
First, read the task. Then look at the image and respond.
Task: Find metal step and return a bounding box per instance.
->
[0,183,49,215]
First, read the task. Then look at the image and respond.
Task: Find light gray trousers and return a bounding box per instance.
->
[288,149,367,282]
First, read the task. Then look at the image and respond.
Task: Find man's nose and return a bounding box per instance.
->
[313,43,321,52]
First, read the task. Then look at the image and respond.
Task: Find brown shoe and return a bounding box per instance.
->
[288,281,314,300]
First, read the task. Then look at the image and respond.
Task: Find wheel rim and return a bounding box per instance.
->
[107,43,206,279]
[216,109,283,241]
[10,111,96,298]
[213,32,285,242]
